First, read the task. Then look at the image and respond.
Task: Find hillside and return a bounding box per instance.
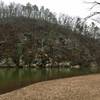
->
[0,2,100,70]
[0,17,100,68]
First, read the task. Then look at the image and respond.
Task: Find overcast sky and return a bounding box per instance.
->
[2,0,100,18]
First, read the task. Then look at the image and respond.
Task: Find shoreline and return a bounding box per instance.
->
[0,74,100,100]
[0,69,99,95]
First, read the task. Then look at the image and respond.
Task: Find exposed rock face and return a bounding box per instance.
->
[71,65,80,69]
[90,62,98,72]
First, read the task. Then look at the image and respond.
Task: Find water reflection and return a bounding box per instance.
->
[0,68,70,85]
[0,67,90,94]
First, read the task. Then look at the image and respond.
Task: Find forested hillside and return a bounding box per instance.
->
[0,1,100,70]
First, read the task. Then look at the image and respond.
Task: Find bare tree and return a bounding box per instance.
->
[85,1,100,22]
[25,2,32,18]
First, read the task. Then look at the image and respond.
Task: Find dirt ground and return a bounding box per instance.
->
[0,74,100,100]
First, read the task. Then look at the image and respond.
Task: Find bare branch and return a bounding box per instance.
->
[84,1,100,10]
[84,12,100,21]
[89,3,98,10]
[93,1,100,5]
[84,1,100,5]
[92,18,100,24]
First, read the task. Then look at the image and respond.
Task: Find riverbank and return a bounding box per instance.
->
[0,74,100,100]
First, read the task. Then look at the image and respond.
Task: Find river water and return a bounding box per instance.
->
[0,68,90,94]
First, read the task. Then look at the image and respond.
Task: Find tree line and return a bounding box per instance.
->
[0,1,57,23]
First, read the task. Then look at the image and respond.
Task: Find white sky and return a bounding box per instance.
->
[2,0,100,18]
